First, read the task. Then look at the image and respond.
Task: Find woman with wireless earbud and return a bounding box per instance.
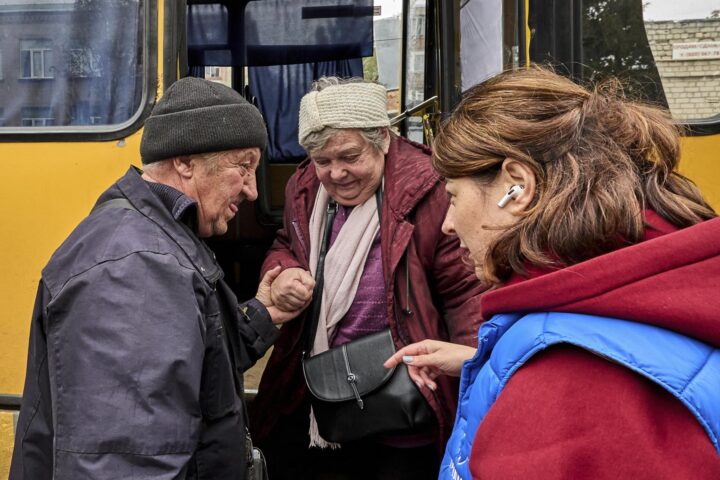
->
[250,77,488,480]
[385,66,720,479]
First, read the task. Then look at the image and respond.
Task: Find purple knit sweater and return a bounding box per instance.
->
[328,204,388,348]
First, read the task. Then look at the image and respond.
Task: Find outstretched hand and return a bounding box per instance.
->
[256,266,309,324]
[384,340,477,391]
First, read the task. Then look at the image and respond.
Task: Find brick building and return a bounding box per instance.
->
[646,19,720,121]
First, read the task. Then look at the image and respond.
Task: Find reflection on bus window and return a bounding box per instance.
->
[405,0,426,143]
[371,0,402,118]
[0,0,145,130]
[581,0,668,106]
[461,0,504,90]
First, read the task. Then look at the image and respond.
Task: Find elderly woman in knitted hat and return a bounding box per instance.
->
[384,67,720,479]
[250,77,487,480]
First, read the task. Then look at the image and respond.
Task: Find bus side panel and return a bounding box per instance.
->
[0,138,143,396]
[680,135,720,212]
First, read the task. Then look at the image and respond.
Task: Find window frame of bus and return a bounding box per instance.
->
[528,0,720,137]
[0,0,158,142]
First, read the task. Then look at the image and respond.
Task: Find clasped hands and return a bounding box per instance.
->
[255,267,315,325]
[256,266,477,391]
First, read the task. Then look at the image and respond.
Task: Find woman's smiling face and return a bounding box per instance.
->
[310,129,389,206]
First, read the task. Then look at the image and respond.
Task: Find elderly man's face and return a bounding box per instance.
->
[191,148,261,237]
[310,129,389,206]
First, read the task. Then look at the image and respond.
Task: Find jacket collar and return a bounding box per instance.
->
[114,166,223,284]
[381,137,439,220]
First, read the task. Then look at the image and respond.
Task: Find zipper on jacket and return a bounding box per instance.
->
[402,252,412,316]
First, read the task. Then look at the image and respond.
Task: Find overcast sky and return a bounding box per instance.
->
[644,0,718,20]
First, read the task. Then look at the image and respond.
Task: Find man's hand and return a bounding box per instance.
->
[269,267,315,312]
[256,266,314,324]
[384,340,477,391]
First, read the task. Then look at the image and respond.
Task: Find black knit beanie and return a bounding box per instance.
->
[140,77,268,164]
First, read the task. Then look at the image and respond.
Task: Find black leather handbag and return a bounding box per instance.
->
[301,192,433,443]
[302,328,434,443]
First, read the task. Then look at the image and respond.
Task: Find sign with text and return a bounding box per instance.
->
[672,42,720,61]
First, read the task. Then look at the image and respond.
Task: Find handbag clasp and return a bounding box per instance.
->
[343,346,364,410]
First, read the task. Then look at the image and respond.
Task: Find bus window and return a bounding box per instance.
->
[530,0,720,126]
[0,0,146,133]
[460,0,504,90]
[404,0,427,143]
[529,0,720,208]
[581,0,669,106]
[370,0,403,119]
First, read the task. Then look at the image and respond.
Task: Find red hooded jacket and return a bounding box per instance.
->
[469,213,720,478]
[251,137,487,448]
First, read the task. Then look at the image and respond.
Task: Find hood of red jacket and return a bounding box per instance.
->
[481,212,720,347]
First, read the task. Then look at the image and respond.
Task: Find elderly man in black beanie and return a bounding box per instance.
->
[10,77,303,480]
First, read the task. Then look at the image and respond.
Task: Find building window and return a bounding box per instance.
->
[21,39,54,79]
[21,107,55,126]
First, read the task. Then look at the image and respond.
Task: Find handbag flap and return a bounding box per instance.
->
[302,329,397,402]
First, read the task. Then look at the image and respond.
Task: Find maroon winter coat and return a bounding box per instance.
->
[469,212,720,478]
[251,137,486,448]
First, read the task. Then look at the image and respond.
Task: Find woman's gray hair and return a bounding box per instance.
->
[302,126,392,155]
[310,76,366,91]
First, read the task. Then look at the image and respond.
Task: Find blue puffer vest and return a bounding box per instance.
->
[439,312,720,480]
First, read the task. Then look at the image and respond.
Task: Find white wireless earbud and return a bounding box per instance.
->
[497,185,525,208]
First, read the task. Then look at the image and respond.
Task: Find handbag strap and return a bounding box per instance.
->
[303,199,337,356]
[303,187,383,357]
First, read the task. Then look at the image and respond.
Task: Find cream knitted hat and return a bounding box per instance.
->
[298,82,390,147]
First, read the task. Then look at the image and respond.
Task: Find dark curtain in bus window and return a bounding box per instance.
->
[187,0,373,67]
[0,0,144,128]
[249,59,364,163]
[244,0,373,66]
[187,4,241,67]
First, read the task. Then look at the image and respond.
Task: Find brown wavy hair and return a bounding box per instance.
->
[433,66,716,284]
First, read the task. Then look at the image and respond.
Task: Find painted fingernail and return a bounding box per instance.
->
[402,355,414,363]
[428,384,436,391]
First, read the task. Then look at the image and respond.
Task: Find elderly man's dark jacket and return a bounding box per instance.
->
[11,167,278,480]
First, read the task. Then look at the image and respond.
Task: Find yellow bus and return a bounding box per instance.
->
[1,0,718,474]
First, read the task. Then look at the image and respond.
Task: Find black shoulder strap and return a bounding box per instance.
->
[375,185,383,223]
[302,187,383,357]
[303,199,337,356]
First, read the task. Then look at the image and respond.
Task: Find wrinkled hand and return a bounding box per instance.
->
[256,266,310,324]
[384,340,476,391]
[269,267,315,313]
